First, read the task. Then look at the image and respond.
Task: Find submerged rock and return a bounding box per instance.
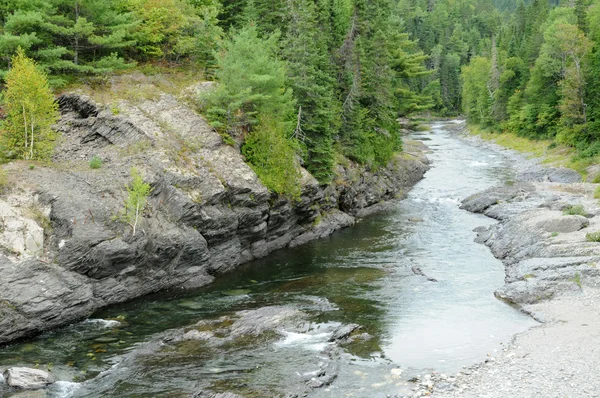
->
[3,367,54,390]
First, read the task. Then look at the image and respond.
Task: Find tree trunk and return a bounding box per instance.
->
[22,105,28,155]
[30,117,35,160]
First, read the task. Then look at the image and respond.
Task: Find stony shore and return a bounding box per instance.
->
[0,90,429,345]
[404,122,600,398]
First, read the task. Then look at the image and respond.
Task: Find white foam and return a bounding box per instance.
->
[0,373,4,384]
[428,197,462,205]
[469,161,488,167]
[51,381,82,397]
[82,319,121,328]
[275,331,332,351]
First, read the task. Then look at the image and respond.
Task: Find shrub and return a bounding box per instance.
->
[89,156,103,169]
[242,117,301,198]
[586,231,600,242]
[563,205,586,216]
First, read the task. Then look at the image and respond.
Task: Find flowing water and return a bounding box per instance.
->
[0,122,537,397]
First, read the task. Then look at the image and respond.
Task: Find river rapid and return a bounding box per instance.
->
[0,121,537,397]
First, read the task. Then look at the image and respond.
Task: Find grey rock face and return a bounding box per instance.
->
[460,183,534,215]
[517,165,582,183]
[3,367,54,389]
[464,182,600,305]
[547,168,583,183]
[0,93,429,344]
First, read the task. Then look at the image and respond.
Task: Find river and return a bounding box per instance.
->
[0,121,537,397]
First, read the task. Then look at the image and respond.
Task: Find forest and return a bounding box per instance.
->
[459,0,600,161]
[1,0,598,193]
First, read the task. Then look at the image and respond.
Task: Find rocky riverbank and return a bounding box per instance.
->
[401,122,600,398]
[0,89,429,345]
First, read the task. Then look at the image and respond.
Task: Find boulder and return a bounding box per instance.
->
[0,200,44,257]
[3,367,54,389]
[586,164,600,183]
[460,183,533,214]
[547,168,582,183]
[529,212,589,233]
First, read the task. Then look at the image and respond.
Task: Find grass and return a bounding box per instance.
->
[563,205,586,216]
[24,204,52,234]
[63,64,203,106]
[570,272,582,288]
[550,232,559,237]
[89,155,103,169]
[0,168,8,192]
[586,231,600,242]
[595,186,600,199]
[466,125,592,179]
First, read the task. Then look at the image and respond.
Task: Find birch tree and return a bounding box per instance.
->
[1,49,59,160]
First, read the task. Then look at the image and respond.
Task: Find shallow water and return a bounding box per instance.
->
[0,122,537,397]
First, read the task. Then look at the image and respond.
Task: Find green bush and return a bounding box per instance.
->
[586,231,600,242]
[563,205,586,216]
[242,118,301,198]
[89,155,103,169]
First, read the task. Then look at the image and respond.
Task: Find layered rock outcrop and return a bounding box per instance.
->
[462,181,600,304]
[0,92,429,344]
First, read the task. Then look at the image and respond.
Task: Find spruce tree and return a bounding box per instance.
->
[283,0,338,183]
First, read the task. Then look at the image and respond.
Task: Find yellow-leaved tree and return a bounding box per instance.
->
[1,49,59,160]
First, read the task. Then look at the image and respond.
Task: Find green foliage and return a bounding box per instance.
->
[458,0,600,161]
[0,0,137,83]
[563,205,586,216]
[204,25,300,196]
[124,167,152,236]
[89,155,103,169]
[1,49,59,160]
[282,0,338,183]
[129,0,223,69]
[586,232,600,242]
[0,0,439,192]
[242,117,301,198]
[461,57,492,125]
[0,168,8,192]
[570,272,582,288]
[204,25,294,140]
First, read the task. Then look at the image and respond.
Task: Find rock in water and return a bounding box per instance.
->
[411,266,438,282]
[329,323,361,342]
[3,367,54,389]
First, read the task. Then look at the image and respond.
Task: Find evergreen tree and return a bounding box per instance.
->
[282,0,338,183]
[204,25,299,196]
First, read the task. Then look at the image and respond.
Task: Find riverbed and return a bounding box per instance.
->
[0,121,537,397]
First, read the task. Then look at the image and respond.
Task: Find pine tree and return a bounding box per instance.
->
[0,0,138,82]
[1,49,59,160]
